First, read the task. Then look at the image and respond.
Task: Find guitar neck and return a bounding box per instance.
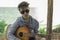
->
[23,33,46,38]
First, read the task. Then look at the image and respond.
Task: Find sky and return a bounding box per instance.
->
[0,0,60,26]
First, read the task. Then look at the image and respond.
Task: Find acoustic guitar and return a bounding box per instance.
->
[14,26,45,40]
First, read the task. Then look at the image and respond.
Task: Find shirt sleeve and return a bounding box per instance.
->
[34,21,39,34]
[7,18,21,40]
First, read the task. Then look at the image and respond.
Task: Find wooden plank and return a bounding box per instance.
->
[46,0,53,40]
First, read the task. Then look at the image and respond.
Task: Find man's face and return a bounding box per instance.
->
[19,7,30,19]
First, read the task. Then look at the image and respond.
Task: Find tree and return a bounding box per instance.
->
[0,20,7,34]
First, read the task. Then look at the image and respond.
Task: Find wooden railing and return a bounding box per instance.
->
[4,24,60,40]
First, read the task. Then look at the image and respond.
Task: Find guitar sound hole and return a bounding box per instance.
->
[19,32,23,37]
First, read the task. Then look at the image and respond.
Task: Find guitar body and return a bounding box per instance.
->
[15,26,31,40]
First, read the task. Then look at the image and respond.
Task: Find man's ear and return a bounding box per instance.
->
[18,8,22,12]
[27,7,30,9]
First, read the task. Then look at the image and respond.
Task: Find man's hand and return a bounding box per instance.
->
[18,39,21,40]
[35,35,41,40]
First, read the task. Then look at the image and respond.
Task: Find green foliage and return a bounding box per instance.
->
[0,20,7,34]
[53,24,60,33]
[39,28,46,34]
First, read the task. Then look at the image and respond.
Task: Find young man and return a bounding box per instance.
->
[7,1,39,40]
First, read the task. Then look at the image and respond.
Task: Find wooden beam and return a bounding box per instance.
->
[46,0,53,40]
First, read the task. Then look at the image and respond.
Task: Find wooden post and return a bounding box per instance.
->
[46,0,53,40]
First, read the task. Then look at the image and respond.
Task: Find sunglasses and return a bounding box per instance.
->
[21,9,29,14]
